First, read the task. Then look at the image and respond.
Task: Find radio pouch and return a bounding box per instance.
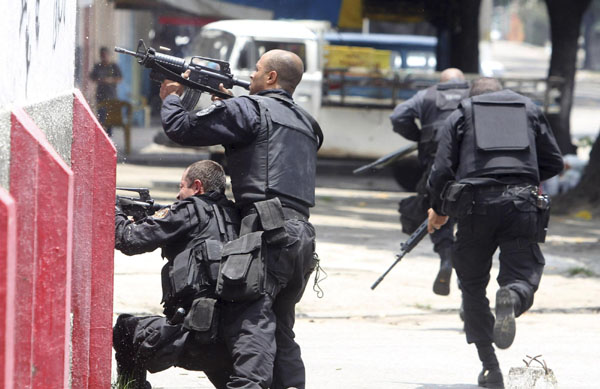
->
[197,239,224,285]
[183,297,220,344]
[441,182,474,218]
[216,231,266,302]
[171,248,197,298]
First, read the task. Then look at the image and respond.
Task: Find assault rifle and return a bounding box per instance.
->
[116,187,165,221]
[371,219,428,290]
[115,39,250,110]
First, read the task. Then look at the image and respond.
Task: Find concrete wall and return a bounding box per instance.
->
[0,0,77,190]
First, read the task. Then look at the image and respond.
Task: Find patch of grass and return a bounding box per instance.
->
[566,267,596,277]
[112,375,138,389]
[318,196,333,202]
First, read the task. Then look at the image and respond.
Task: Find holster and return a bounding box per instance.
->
[441,181,474,218]
[183,297,220,344]
[534,193,551,243]
[513,187,551,243]
[216,231,266,302]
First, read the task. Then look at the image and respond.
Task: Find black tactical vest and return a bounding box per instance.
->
[419,81,470,163]
[456,90,540,182]
[161,192,239,261]
[160,192,240,315]
[225,93,319,214]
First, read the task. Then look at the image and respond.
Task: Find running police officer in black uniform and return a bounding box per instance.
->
[390,68,470,295]
[113,160,239,389]
[159,49,322,389]
[427,78,563,388]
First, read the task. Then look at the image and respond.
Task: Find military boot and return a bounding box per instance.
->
[478,367,504,388]
[475,342,502,388]
[433,247,453,296]
[493,287,517,349]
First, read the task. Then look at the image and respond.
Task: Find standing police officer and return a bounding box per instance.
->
[390,68,470,295]
[159,49,321,389]
[427,78,563,388]
[113,160,239,389]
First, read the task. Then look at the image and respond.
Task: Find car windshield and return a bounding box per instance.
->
[186,29,236,61]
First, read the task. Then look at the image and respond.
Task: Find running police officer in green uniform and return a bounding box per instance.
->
[113,160,239,389]
[159,49,322,389]
[427,78,563,388]
[390,68,470,295]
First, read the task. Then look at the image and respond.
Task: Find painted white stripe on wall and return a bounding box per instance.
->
[0,109,10,190]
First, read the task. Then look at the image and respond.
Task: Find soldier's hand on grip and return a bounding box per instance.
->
[211,83,233,101]
[427,208,448,234]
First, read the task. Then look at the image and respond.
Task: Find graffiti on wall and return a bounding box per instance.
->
[54,0,67,49]
[16,0,72,98]
[18,0,40,87]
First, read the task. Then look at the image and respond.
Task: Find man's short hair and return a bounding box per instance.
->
[184,160,226,193]
[470,77,502,97]
[100,47,109,56]
[264,50,304,94]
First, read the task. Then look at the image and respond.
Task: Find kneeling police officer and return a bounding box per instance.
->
[113,160,240,389]
[427,78,563,388]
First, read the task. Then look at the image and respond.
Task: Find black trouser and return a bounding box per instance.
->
[220,295,277,388]
[220,215,316,389]
[452,188,545,344]
[113,314,232,388]
[269,218,317,389]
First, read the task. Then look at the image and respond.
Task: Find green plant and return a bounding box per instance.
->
[567,267,596,277]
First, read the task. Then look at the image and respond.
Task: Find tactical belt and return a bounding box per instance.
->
[242,205,308,222]
[474,184,537,194]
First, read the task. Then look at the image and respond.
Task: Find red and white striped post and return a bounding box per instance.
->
[71,90,117,389]
[9,107,74,389]
[0,187,16,389]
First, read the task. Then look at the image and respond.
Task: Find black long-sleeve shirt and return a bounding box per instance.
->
[428,102,564,214]
[161,89,293,147]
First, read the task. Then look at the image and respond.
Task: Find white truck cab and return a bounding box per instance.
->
[186,20,323,117]
[186,19,415,161]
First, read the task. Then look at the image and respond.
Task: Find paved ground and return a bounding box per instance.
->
[113,163,600,389]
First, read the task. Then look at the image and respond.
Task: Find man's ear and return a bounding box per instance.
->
[266,70,278,85]
[192,179,205,195]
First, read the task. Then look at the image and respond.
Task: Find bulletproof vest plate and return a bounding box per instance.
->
[435,88,467,111]
[473,102,529,151]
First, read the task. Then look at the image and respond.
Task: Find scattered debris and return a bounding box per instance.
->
[507,355,558,389]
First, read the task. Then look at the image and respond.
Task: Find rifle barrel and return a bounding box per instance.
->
[370,256,401,290]
[370,219,429,290]
[114,46,141,58]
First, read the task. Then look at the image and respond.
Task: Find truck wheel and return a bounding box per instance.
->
[391,156,423,192]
